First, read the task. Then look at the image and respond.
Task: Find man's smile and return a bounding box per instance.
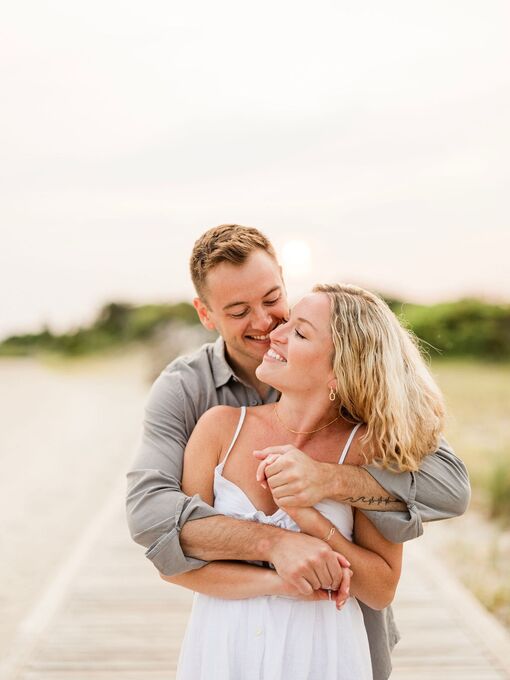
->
[246,333,271,342]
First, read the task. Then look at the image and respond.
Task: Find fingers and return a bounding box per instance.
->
[334,552,351,570]
[294,576,317,596]
[255,459,270,487]
[253,446,291,459]
[255,454,280,487]
[335,568,353,610]
[325,558,341,592]
[313,551,342,591]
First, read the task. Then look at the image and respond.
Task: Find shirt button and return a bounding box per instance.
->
[251,400,257,406]
[255,628,263,637]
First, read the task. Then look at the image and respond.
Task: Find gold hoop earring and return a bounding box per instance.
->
[329,386,336,401]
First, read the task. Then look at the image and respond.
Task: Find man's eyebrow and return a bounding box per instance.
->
[222,286,281,311]
[296,317,318,331]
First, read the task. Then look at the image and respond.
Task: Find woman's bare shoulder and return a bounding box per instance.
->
[196,405,243,433]
[344,423,370,466]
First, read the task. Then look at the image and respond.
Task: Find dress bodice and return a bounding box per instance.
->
[213,406,362,541]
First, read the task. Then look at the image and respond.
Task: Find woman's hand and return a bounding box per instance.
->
[270,570,339,604]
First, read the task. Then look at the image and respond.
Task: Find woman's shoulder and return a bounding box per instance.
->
[196,404,243,431]
[343,422,370,466]
[195,403,273,441]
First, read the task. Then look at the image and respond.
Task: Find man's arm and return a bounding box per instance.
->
[254,437,470,543]
[126,367,220,575]
[254,445,406,512]
[362,437,470,542]
[126,369,350,591]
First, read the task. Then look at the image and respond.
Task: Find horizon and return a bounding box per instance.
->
[2,276,508,342]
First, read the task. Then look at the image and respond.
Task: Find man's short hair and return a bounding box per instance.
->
[190,224,277,301]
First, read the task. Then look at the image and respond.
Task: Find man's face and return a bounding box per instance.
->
[194,249,289,372]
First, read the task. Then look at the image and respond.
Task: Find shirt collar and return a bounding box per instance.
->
[212,336,279,403]
[212,336,237,388]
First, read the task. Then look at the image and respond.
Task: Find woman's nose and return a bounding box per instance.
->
[270,321,287,344]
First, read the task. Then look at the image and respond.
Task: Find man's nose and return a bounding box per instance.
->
[252,307,273,331]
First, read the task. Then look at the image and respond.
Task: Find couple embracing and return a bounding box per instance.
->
[126,224,470,680]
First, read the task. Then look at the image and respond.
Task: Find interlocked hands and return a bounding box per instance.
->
[254,445,351,609]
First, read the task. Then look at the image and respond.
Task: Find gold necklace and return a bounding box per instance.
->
[273,404,339,435]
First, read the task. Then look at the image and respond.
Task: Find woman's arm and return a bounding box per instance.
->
[160,560,330,601]
[161,561,278,598]
[175,406,332,601]
[285,506,402,610]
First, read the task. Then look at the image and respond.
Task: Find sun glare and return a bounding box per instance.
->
[281,239,312,278]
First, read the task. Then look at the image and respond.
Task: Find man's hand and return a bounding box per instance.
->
[267,529,351,598]
[254,446,333,507]
[279,505,352,609]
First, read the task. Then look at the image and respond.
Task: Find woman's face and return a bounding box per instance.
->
[256,292,336,395]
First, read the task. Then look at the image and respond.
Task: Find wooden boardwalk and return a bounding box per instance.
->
[3,481,510,680]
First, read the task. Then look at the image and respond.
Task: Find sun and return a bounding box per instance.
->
[281,239,312,277]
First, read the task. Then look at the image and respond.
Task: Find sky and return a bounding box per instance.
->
[1,0,509,339]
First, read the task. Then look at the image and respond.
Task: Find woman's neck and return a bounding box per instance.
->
[274,393,340,438]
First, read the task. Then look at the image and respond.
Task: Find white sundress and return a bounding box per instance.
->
[176,407,372,680]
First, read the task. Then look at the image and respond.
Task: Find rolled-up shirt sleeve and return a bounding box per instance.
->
[126,369,220,576]
[361,437,471,543]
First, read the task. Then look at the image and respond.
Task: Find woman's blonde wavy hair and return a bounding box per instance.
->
[313,283,445,472]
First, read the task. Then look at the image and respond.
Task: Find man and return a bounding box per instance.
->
[126,224,470,680]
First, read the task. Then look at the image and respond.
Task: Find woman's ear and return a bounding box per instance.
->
[193,298,216,331]
[327,378,338,395]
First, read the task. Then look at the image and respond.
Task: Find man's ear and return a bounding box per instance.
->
[193,297,216,331]
[279,266,288,296]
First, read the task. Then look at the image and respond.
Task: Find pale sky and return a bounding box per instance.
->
[1,1,509,338]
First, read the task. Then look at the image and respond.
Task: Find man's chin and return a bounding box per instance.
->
[244,337,270,356]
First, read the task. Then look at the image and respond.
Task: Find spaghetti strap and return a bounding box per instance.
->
[338,422,363,464]
[219,406,247,469]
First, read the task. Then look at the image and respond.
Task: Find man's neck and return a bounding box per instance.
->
[225,350,271,399]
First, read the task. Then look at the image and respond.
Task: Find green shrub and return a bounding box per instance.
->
[0,301,199,357]
[486,458,510,524]
[388,298,510,361]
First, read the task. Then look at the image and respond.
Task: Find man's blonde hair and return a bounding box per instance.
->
[190,224,277,301]
[314,283,445,472]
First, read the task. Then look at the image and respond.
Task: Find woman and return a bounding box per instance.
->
[168,284,445,680]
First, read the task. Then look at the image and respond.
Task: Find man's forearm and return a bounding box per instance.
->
[179,513,350,596]
[179,514,285,562]
[328,464,406,512]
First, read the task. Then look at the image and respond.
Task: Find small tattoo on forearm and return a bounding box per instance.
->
[343,495,399,506]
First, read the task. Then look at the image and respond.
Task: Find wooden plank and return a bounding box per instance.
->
[5,482,510,680]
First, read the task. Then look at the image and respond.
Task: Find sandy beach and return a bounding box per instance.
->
[0,351,150,661]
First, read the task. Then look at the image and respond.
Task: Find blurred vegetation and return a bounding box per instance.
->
[431,360,510,526]
[386,298,510,361]
[1,297,510,360]
[0,302,199,357]
[487,458,510,523]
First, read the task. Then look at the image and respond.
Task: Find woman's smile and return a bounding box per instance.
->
[264,347,287,363]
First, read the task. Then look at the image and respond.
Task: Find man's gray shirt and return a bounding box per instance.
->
[126,337,470,680]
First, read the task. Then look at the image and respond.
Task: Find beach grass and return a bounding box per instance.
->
[426,359,510,628]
